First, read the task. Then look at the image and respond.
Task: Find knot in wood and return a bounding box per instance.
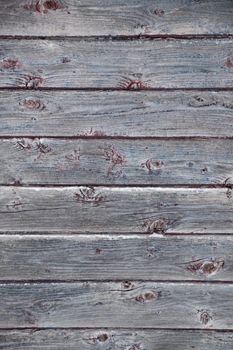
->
[198,309,212,325]
[1,58,21,69]
[186,258,224,276]
[118,78,150,90]
[74,187,104,204]
[143,218,168,234]
[23,98,45,110]
[141,159,164,173]
[24,0,65,13]
[135,291,160,303]
[122,281,134,290]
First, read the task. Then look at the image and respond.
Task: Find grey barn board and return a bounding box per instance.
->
[1,0,233,36]
[0,282,233,328]
[1,138,233,185]
[1,39,233,89]
[1,329,233,350]
[1,90,233,137]
[1,0,233,348]
[0,187,233,234]
[0,234,230,281]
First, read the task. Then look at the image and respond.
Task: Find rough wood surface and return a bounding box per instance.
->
[1,138,233,185]
[0,187,232,234]
[1,39,233,89]
[0,0,233,36]
[2,90,233,137]
[0,329,232,350]
[0,281,233,328]
[0,235,230,281]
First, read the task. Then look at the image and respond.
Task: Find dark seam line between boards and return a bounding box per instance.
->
[1,136,233,141]
[0,184,231,188]
[1,327,233,332]
[2,87,233,92]
[0,280,233,284]
[1,34,233,41]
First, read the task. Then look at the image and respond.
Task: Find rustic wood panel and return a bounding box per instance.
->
[0,235,230,281]
[0,187,232,234]
[2,90,233,137]
[2,138,233,185]
[0,329,232,350]
[1,39,233,89]
[0,282,233,328]
[0,0,233,36]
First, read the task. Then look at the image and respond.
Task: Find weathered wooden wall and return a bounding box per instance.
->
[1,1,233,349]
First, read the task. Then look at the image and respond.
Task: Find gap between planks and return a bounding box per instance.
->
[1,34,233,41]
[2,87,233,92]
[0,184,231,188]
[0,280,233,285]
[2,135,233,140]
[1,327,233,331]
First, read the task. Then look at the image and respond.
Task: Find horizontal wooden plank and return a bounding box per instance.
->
[1,39,233,88]
[0,187,232,233]
[0,282,233,328]
[0,235,231,281]
[0,329,232,350]
[1,90,233,137]
[2,138,233,185]
[1,0,233,36]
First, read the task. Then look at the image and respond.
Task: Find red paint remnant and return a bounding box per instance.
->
[118,78,150,90]
[186,258,224,276]
[141,159,164,174]
[225,56,233,68]
[75,187,104,204]
[23,98,45,110]
[1,58,21,69]
[154,8,165,16]
[81,128,106,137]
[143,218,169,234]
[20,74,44,89]
[15,138,32,151]
[198,310,212,325]
[104,145,124,175]
[135,291,160,303]
[24,0,65,13]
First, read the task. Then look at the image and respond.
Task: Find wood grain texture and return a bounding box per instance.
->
[0,235,230,281]
[0,0,233,36]
[2,138,233,185]
[1,39,233,89]
[0,281,233,328]
[0,329,232,350]
[0,187,232,234]
[2,90,233,137]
